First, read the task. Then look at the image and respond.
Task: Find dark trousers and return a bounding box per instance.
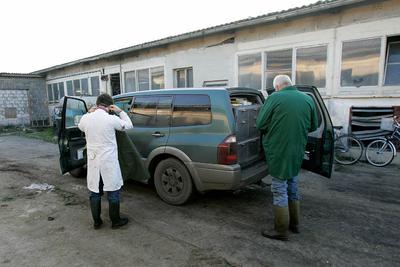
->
[89,177,120,203]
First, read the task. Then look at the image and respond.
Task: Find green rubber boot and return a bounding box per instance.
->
[89,197,103,230]
[261,205,289,241]
[109,201,129,229]
[289,200,300,234]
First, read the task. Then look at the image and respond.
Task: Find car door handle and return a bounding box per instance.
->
[152,132,165,137]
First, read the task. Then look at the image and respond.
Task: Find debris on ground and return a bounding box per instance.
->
[23,183,55,191]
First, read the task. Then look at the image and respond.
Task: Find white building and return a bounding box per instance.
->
[33,0,400,139]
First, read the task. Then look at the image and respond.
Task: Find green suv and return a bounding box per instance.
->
[58,87,333,205]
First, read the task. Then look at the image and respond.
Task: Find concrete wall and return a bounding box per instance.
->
[0,77,48,126]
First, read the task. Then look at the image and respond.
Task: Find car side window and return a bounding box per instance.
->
[172,95,211,127]
[131,96,172,127]
[114,97,132,113]
[156,96,173,127]
[65,99,86,128]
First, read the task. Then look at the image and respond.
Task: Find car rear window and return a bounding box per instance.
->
[172,95,211,127]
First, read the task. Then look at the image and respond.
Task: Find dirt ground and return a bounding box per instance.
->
[0,135,399,267]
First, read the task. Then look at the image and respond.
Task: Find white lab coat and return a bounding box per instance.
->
[78,109,133,193]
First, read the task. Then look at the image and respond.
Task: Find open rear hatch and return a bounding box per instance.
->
[228,88,265,167]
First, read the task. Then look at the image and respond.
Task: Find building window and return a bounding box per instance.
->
[52,83,59,101]
[81,78,89,95]
[73,79,81,95]
[151,67,164,89]
[265,49,292,90]
[5,107,17,119]
[175,67,193,88]
[138,69,150,91]
[238,54,261,90]
[296,46,327,88]
[124,71,136,92]
[384,37,400,86]
[341,38,381,87]
[47,84,53,102]
[66,81,73,96]
[91,76,100,96]
[58,82,65,98]
[124,66,164,92]
[172,94,211,127]
[47,83,62,102]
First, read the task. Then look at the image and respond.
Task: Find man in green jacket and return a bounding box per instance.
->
[256,75,318,241]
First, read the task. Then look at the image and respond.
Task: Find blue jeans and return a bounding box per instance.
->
[271,176,299,207]
[89,177,120,203]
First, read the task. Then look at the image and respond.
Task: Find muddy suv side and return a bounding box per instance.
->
[58,87,334,205]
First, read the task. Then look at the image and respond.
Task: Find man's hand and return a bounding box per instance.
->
[109,105,122,114]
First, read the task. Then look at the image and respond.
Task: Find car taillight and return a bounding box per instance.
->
[218,135,237,165]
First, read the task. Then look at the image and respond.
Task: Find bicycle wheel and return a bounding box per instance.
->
[334,135,364,165]
[365,139,395,167]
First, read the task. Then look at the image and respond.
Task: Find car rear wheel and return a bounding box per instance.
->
[154,158,193,205]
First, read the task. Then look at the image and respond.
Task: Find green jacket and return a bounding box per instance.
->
[256,86,318,180]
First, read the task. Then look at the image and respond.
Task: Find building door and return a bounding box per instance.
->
[110,73,121,95]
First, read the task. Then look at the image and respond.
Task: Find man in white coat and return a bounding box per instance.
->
[78,93,133,229]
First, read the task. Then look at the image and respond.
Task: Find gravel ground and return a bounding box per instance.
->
[0,135,399,267]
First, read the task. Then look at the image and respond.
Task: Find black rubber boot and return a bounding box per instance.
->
[89,197,103,230]
[261,205,289,241]
[109,201,129,229]
[289,200,300,234]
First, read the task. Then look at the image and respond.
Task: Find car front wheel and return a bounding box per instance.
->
[154,158,193,205]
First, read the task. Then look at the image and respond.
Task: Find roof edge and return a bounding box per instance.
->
[31,0,368,75]
[0,72,44,78]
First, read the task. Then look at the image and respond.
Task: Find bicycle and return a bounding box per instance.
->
[333,126,364,165]
[365,116,400,167]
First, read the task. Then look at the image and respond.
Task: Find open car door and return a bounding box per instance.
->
[297,85,334,178]
[58,97,87,174]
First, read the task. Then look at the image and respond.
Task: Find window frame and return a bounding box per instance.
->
[123,66,165,93]
[174,67,193,88]
[339,37,382,89]
[383,40,400,86]
[237,44,329,92]
[237,52,262,90]
[66,80,74,96]
[264,48,293,90]
[151,66,165,90]
[294,44,328,89]
[47,84,54,102]
[58,82,65,98]
[90,76,100,96]
[124,70,136,92]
